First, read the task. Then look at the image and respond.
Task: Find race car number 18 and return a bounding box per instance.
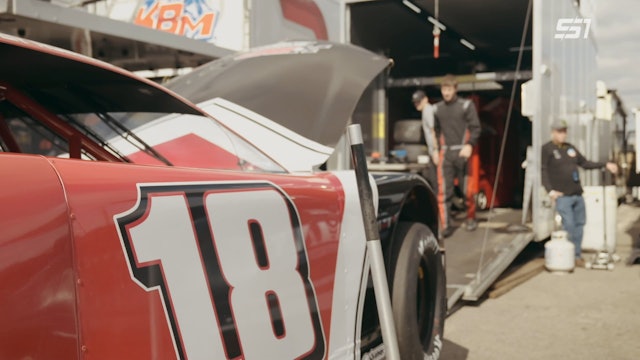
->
[115,182,325,360]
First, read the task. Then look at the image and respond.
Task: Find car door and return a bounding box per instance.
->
[49,158,367,359]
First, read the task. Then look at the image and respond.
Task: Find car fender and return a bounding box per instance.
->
[46,159,371,359]
[0,154,78,359]
[372,172,441,262]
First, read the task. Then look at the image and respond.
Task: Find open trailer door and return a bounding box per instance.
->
[344,0,612,305]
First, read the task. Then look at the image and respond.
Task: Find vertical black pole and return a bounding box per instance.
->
[347,124,400,360]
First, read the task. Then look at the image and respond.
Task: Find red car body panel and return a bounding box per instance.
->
[0,155,79,359]
[126,133,242,170]
[1,155,347,359]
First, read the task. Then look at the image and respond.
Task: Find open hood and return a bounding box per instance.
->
[165,41,391,148]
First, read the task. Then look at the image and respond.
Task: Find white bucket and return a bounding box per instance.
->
[545,230,575,273]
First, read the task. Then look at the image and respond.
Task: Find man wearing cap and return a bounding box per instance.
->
[541,119,618,267]
[432,74,481,238]
[412,90,439,192]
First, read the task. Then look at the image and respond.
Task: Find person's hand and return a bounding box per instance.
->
[431,152,439,166]
[606,162,618,175]
[549,190,563,201]
[459,144,473,159]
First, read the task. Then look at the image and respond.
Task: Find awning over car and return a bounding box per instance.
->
[0,0,231,71]
[0,33,201,115]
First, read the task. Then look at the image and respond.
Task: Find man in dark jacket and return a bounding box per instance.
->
[433,74,481,237]
[541,119,618,266]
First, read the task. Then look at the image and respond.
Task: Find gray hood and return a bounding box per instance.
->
[165,41,391,147]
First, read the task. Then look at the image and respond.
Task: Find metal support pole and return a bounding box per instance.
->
[373,72,387,156]
[347,124,400,360]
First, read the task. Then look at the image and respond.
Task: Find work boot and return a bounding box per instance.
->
[575,257,585,268]
[465,218,478,232]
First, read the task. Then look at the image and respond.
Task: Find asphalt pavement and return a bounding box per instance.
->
[439,203,640,360]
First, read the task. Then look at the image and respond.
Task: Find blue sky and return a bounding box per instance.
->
[594,0,640,111]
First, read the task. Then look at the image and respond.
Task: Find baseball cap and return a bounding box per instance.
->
[551,119,568,130]
[412,90,426,104]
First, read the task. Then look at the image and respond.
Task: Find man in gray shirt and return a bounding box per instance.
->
[412,90,439,193]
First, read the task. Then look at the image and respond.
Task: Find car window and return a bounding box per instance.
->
[7,116,66,156]
[221,125,287,172]
[100,111,285,173]
[0,85,285,173]
[0,100,97,160]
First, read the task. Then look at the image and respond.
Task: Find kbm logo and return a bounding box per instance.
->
[554,18,592,39]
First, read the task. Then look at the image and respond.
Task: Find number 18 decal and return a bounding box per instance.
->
[115,182,325,359]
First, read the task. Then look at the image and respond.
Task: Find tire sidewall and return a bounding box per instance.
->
[390,222,446,360]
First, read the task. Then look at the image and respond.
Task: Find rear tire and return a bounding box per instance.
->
[389,222,446,360]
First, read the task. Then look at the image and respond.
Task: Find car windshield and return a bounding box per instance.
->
[0,85,286,173]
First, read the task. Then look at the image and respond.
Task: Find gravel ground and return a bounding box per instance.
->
[440,203,640,360]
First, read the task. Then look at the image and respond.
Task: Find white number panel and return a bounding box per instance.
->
[115,182,326,360]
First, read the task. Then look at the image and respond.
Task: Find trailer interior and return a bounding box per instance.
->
[348,0,537,306]
[350,0,533,210]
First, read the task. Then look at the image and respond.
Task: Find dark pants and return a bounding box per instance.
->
[422,163,438,196]
[437,149,475,230]
[555,195,586,257]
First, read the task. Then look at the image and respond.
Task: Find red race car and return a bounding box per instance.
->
[0,33,444,360]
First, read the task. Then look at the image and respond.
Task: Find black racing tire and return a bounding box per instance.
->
[389,222,446,360]
[394,120,424,144]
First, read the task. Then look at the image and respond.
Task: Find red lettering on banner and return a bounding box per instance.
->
[280,0,328,40]
[157,3,182,33]
[181,13,215,38]
[134,2,159,28]
[133,1,216,39]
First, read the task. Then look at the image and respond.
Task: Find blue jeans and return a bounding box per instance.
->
[556,195,586,257]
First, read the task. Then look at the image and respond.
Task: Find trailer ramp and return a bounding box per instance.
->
[445,209,535,310]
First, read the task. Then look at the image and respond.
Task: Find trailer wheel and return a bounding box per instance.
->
[389,222,446,360]
[475,190,488,211]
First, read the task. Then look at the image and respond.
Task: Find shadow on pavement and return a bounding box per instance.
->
[439,338,470,360]
[623,202,640,265]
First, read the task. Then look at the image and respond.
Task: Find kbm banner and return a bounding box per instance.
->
[125,0,244,50]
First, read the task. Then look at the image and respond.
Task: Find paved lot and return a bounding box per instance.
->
[440,203,640,360]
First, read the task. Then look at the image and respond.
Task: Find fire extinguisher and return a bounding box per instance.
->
[433,26,440,59]
[433,0,440,59]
